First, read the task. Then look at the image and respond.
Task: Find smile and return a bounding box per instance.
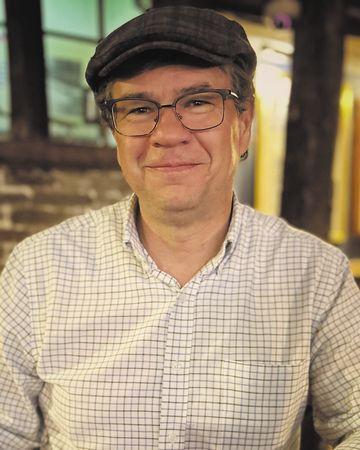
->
[146,163,201,172]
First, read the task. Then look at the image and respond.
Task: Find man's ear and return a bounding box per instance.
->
[239,100,254,135]
[238,100,254,158]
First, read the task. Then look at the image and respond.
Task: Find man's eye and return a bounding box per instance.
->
[186,99,210,107]
[128,106,152,115]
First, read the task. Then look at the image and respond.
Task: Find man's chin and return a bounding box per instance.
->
[149,191,202,216]
[158,197,197,213]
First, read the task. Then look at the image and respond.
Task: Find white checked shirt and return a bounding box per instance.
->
[0,194,359,449]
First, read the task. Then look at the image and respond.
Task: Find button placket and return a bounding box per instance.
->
[168,431,179,444]
[173,359,185,371]
[158,291,194,449]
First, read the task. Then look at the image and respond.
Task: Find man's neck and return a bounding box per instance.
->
[136,196,233,286]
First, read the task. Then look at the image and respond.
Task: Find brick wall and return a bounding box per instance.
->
[0,164,131,271]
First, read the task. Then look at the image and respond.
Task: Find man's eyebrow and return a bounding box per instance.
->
[113,83,214,101]
[113,92,152,101]
[177,83,213,95]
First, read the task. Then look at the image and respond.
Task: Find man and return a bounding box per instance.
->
[0,5,359,449]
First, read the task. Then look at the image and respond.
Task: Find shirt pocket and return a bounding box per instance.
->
[218,359,309,447]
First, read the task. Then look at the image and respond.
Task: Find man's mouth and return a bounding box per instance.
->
[147,162,201,172]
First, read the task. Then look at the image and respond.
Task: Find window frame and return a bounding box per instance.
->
[0,0,143,169]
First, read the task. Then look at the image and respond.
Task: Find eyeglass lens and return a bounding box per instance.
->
[111,91,225,136]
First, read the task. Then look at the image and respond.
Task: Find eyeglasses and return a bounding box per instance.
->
[102,89,240,137]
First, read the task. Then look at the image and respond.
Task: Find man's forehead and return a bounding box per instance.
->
[110,65,232,98]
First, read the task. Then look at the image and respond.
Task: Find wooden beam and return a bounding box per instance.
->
[0,140,117,170]
[152,0,264,15]
[281,0,346,239]
[5,0,48,139]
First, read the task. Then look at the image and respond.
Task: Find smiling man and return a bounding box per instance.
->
[0,5,359,450]
[108,63,252,285]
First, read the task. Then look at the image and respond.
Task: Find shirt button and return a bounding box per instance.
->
[168,431,178,443]
[173,360,185,370]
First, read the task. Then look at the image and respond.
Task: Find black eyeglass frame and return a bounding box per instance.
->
[102,88,241,137]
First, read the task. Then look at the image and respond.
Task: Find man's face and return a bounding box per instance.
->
[111,65,253,215]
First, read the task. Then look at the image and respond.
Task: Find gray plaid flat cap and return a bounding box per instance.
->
[85,5,257,92]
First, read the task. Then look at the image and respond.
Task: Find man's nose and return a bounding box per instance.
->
[149,106,190,146]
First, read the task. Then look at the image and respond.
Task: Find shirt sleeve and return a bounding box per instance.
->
[310,253,360,449]
[0,243,45,449]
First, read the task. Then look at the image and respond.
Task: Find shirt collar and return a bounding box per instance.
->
[207,193,243,274]
[223,192,243,255]
[122,193,139,248]
[121,194,151,261]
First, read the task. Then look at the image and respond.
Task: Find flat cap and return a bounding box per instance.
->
[85,5,257,92]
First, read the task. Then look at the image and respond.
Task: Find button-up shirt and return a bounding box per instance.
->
[0,195,359,449]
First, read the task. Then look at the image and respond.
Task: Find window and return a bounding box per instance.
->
[104,0,144,35]
[42,0,99,39]
[41,0,142,144]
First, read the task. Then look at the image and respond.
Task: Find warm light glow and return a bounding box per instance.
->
[329,83,354,244]
[254,58,291,216]
[350,258,360,278]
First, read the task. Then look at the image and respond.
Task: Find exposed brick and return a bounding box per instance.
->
[0,204,13,228]
[0,229,29,241]
[26,223,59,236]
[12,209,69,225]
[34,192,93,206]
[101,188,127,203]
[52,169,130,196]
[7,167,54,186]
[0,165,10,184]
[0,193,30,203]
[0,164,131,273]
[0,184,34,198]
[58,205,92,217]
